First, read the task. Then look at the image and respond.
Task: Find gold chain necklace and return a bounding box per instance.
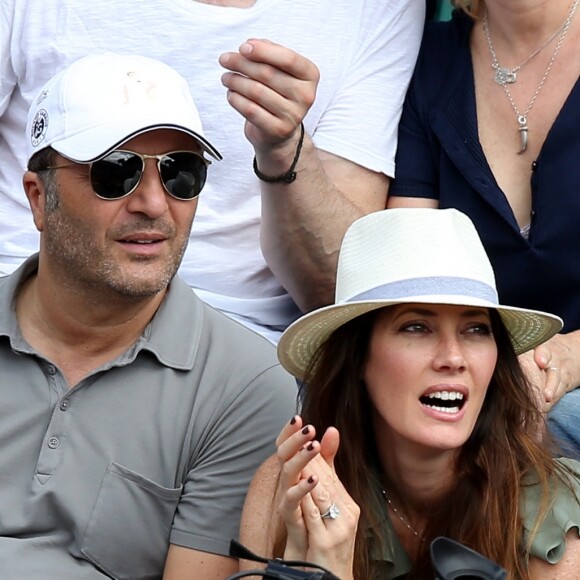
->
[382,489,425,542]
[482,0,579,154]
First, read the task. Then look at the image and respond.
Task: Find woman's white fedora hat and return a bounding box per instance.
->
[278,208,563,380]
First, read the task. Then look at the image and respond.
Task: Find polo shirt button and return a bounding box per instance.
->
[48,437,60,449]
[47,365,57,375]
[60,400,69,411]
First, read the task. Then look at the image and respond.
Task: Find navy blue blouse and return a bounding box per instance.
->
[391,11,580,332]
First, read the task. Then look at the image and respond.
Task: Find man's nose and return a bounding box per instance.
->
[124,161,169,218]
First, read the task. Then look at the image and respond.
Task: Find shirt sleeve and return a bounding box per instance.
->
[389,18,462,199]
[312,0,425,177]
[522,458,580,564]
[0,0,17,117]
[389,74,441,199]
[169,364,297,556]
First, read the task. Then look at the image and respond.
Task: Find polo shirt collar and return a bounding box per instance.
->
[140,274,202,371]
[0,255,38,347]
[0,254,201,371]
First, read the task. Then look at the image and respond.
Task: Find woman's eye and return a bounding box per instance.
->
[400,322,428,333]
[466,323,492,336]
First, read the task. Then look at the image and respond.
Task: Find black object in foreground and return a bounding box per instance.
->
[226,539,340,579]
[227,536,507,579]
[431,537,508,579]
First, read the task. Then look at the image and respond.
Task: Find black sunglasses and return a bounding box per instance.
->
[46,150,210,201]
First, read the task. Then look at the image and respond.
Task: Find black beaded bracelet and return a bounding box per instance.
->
[253,123,305,184]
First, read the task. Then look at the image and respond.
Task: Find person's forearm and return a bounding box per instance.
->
[219,38,390,313]
[562,329,580,392]
[258,133,388,313]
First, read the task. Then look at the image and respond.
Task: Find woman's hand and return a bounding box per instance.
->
[275,415,360,579]
[519,331,580,411]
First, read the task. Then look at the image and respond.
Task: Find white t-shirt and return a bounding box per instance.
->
[0,0,424,341]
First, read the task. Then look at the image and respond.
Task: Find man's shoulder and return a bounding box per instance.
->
[197,297,280,357]
[166,279,279,359]
[192,296,297,411]
[162,276,281,350]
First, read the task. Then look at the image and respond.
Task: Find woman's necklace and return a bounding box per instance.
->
[382,490,425,542]
[483,7,573,86]
[482,0,579,154]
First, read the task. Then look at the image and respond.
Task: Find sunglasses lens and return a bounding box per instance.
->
[90,151,144,199]
[159,152,207,200]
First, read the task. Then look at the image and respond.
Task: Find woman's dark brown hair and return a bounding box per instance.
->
[276,307,574,579]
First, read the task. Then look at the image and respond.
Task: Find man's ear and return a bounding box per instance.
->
[22,171,47,232]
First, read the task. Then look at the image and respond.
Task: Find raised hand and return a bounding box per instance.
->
[275,416,359,579]
[219,38,319,164]
[519,331,580,411]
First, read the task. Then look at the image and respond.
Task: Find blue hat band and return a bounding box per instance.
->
[348,276,498,304]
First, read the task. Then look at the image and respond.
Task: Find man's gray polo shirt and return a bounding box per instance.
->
[0,256,297,579]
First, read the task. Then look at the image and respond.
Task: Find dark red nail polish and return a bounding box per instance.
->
[307,475,314,484]
[306,443,314,452]
[301,426,310,435]
[290,416,297,425]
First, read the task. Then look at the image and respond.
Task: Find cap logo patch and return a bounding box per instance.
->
[31,109,49,147]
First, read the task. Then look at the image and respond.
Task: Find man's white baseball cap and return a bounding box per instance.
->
[26,53,221,163]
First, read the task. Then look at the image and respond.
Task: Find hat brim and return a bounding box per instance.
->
[52,122,222,163]
[277,296,563,381]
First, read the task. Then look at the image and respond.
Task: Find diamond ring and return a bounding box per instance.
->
[320,502,340,520]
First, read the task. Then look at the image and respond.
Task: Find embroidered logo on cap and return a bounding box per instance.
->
[31,109,49,147]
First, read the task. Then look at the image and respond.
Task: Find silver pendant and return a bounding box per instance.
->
[517,115,528,154]
[494,67,517,85]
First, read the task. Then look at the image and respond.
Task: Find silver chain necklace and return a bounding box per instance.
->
[482,0,579,154]
[484,8,572,86]
[382,490,425,542]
